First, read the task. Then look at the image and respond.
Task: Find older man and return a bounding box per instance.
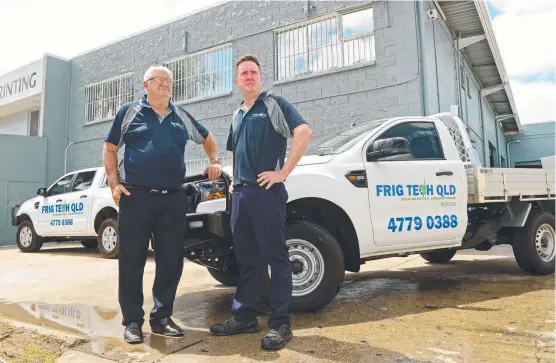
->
[103,66,222,344]
[210,55,312,350]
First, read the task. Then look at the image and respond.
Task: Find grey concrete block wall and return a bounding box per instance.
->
[65,0,422,172]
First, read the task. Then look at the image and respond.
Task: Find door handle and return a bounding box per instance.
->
[436,171,453,176]
[56,199,63,203]
[80,195,88,199]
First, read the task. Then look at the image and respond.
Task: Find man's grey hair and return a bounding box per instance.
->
[143,66,173,82]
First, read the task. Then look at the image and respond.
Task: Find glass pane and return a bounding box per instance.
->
[342,8,374,37]
[379,122,444,160]
[73,171,96,192]
[48,175,74,196]
[306,118,390,155]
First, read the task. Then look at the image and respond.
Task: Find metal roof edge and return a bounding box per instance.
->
[474,0,522,134]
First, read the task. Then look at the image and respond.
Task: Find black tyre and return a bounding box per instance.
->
[420,249,457,263]
[98,218,119,259]
[512,209,555,275]
[81,239,98,249]
[207,268,238,286]
[266,221,345,313]
[16,220,43,253]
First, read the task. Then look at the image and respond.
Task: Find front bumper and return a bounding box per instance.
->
[11,205,20,226]
[185,210,231,243]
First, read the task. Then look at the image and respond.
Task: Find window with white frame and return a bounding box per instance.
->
[164,44,233,103]
[275,7,375,81]
[85,73,134,123]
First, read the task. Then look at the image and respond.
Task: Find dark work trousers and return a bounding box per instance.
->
[117,188,188,326]
[230,183,292,330]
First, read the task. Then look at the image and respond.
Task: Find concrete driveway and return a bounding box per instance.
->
[0,243,554,363]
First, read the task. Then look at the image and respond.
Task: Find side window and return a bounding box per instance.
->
[48,174,74,196]
[72,171,96,192]
[378,122,444,160]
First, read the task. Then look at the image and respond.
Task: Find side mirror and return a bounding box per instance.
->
[37,188,47,197]
[367,137,410,161]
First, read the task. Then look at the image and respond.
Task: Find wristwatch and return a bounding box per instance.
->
[210,159,222,165]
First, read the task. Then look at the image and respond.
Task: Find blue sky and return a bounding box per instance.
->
[487,1,501,19]
[486,0,555,123]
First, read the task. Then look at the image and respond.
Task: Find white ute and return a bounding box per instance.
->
[12,167,121,258]
[186,113,556,312]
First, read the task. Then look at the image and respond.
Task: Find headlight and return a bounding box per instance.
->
[196,179,226,201]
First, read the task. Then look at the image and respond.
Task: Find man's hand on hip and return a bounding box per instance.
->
[111,184,131,206]
[257,170,287,190]
[202,161,223,181]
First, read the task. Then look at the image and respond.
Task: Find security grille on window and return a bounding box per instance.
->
[164,44,233,103]
[275,7,375,81]
[85,73,134,123]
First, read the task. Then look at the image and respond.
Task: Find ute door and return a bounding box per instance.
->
[364,120,467,248]
[62,170,97,234]
[37,173,76,235]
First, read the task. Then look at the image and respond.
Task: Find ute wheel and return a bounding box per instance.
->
[98,218,119,259]
[260,221,345,313]
[81,239,98,249]
[512,209,555,275]
[420,249,457,263]
[207,268,238,286]
[16,220,43,253]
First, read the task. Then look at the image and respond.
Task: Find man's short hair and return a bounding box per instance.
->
[235,55,261,75]
[143,66,173,82]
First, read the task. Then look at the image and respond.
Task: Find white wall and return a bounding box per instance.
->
[0,110,29,135]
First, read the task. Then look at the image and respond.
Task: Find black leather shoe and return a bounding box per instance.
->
[210,316,260,336]
[124,322,143,344]
[261,325,293,350]
[149,317,184,337]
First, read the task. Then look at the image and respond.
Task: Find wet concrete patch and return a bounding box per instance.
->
[0,300,207,362]
[78,330,207,362]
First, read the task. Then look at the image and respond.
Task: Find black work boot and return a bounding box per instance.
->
[261,325,293,350]
[149,317,184,337]
[210,316,260,336]
[124,322,143,344]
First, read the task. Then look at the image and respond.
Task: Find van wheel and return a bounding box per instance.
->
[207,268,238,286]
[98,218,119,259]
[81,240,98,249]
[420,249,457,263]
[16,220,43,253]
[512,210,555,275]
[260,221,345,313]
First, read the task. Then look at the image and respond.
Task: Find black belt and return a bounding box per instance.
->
[123,183,182,196]
[234,182,282,189]
[234,182,259,189]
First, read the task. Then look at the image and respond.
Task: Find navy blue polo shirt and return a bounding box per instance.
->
[226,91,307,186]
[105,94,209,190]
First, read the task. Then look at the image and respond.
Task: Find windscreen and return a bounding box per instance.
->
[305,119,389,155]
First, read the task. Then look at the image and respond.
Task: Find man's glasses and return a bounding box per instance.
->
[147,77,174,84]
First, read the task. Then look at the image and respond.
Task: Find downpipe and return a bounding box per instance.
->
[416,0,429,116]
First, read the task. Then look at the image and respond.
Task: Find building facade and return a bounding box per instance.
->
[508,121,556,168]
[0,0,522,245]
